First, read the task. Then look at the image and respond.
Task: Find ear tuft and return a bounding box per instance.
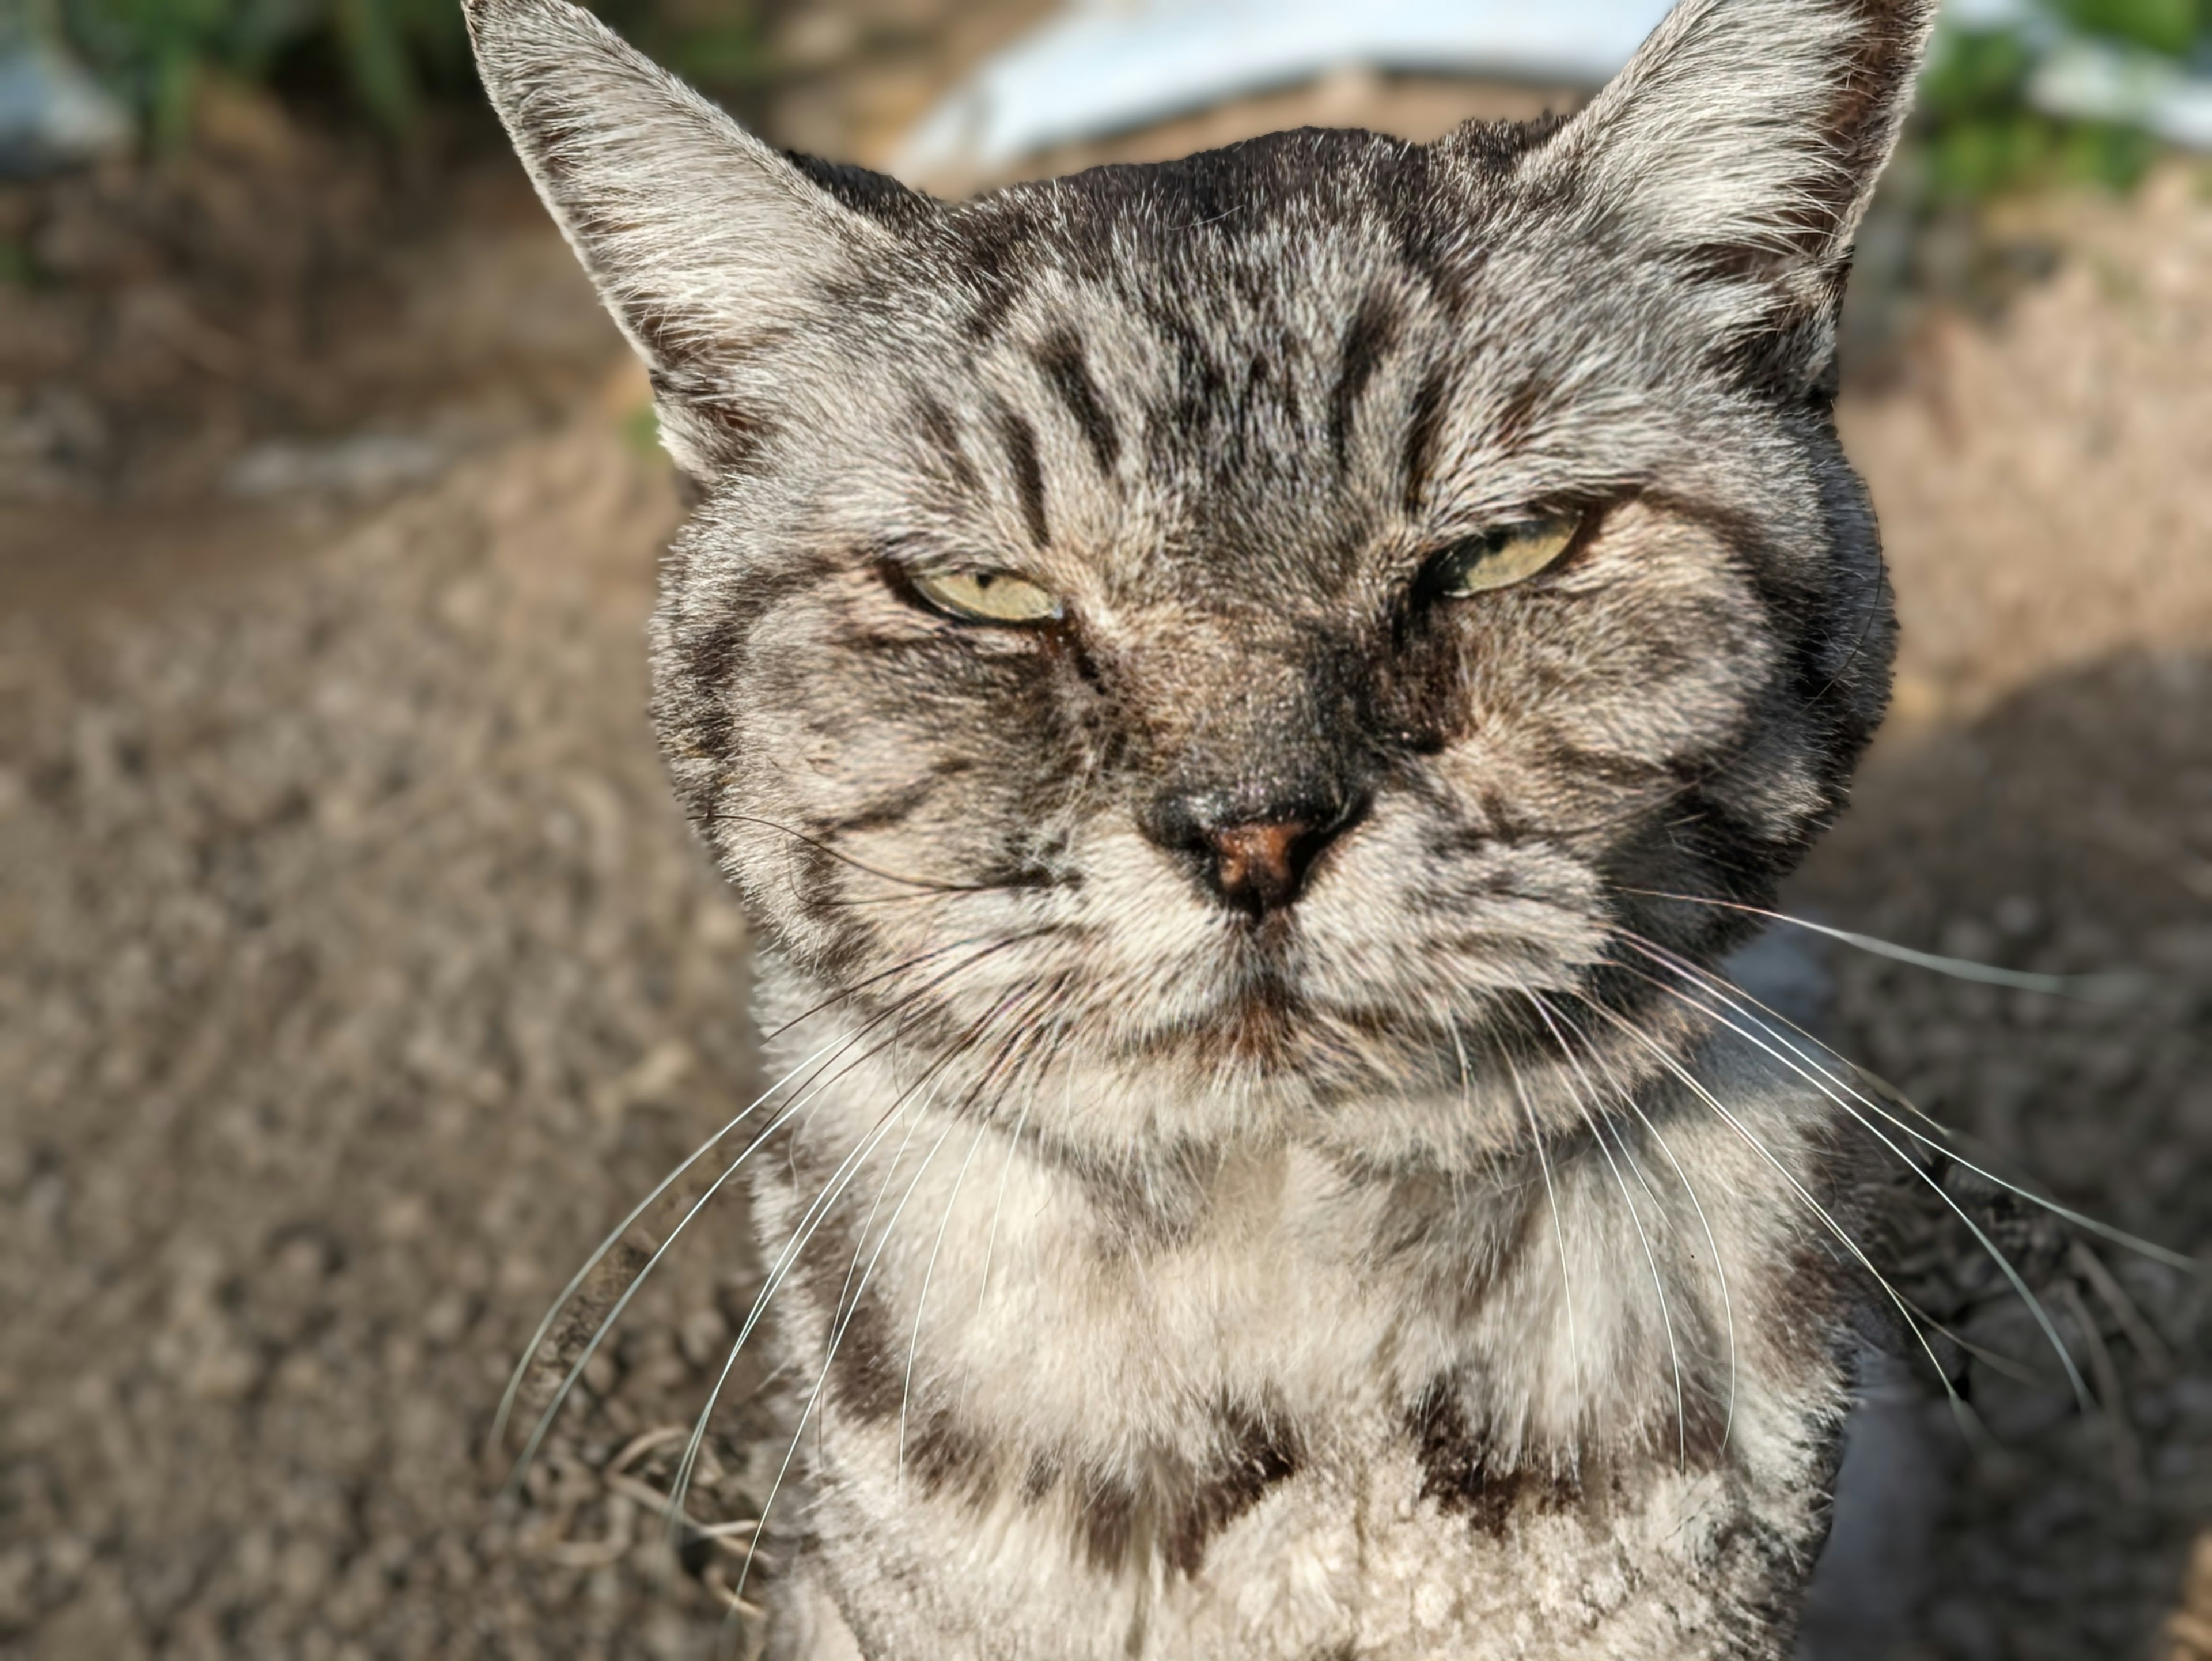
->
[464,0,897,476]
[1520,0,1938,392]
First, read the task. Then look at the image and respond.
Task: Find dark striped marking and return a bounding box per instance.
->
[1401,364,1452,516]
[1487,373,1551,456]
[1162,1405,1302,1575]
[914,394,980,494]
[998,408,1051,547]
[1330,290,1403,471]
[1034,331,1122,477]
[1407,1376,1580,1538]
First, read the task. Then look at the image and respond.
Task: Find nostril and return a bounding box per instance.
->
[1142,786,1368,917]
[1208,822,1310,915]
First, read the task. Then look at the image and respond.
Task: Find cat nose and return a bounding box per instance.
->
[1144,787,1365,918]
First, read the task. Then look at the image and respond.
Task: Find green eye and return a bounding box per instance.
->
[908,567,1064,625]
[1431,517,1580,597]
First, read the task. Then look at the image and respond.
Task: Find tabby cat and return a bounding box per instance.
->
[468,0,1937,1654]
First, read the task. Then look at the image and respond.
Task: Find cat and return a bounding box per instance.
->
[466,0,1938,1654]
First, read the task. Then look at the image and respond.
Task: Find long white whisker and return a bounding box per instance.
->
[1582,993,1980,1435]
[976,1079,1039,1318]
[498,935,1026,1478]
[899,1120,994,1489]
[1617,886,2142,1002]
[1556,993,1738,1457]
[664,1074,927,1543]
[1627,930,2197,1274]
[1622,943,2097,1416]
[737,1105,967,1602]
[1472,1024,1583,1421]
[491,1034,842,1457]
[506,1030,876,1491]
[669,987,1041,1534]
[1519,984,1688,1470]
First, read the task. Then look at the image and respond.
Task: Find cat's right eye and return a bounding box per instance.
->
[907,568,1064,626]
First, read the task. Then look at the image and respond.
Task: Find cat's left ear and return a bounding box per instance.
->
[1503,0,1938,393]
[464,0,904,478]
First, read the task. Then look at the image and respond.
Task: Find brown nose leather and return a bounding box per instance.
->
[1207,822,1309,915]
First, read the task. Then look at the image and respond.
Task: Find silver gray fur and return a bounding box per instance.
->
[466,1,1937,1654]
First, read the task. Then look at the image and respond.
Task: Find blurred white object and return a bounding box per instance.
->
[897,0,2212,185]
[0,43,131,178]
[2030,37,2212,150]
[896,0,1671,180]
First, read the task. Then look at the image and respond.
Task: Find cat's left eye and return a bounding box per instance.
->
[1429,517,1581,597]
[908,568,1064,625]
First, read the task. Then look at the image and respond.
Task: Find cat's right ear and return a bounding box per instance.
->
[464,0,895,478]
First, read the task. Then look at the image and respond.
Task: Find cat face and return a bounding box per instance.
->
[469,0,1925,1158]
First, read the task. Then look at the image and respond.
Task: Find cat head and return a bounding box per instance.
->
[468,0,1929,1163]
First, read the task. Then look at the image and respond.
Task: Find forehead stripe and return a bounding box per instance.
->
[1330,290,1404,472]
[998,408,1051,547]
[1033,330,1122,478]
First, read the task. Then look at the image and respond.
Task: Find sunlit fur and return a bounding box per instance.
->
[468,0,1936,1654]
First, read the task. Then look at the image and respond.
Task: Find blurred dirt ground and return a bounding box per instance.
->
[3,27,2212,1660]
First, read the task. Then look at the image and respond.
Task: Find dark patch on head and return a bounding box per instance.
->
[1033,330,1122,478]
[784,151,942,233]
[1440,109,1575,173]
[815,775,943,837]
[647,368,775,471]
[1162,1403,1302,1575]
[998,408,1051,547]
[1330,290,1402,470]
[1021,1450,1061,1503]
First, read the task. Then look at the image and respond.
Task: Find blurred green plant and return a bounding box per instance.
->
[1919,1,2207,198]
[55,0,469,144]
[47,0,757,149]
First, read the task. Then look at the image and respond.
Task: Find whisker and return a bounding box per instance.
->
[1619,944,2098,1416]
[1617,886,2142,1003]
[505,937,1033,1492]
[737,996,1050,1600]
[726,812,1039,896]
[1578,994,1984,1436]
[899,1121,994,1490]
[1624,929,2198,1274]
[497,934,1037,1471]
[736,1111,961,1607]
[489,1034,843,1459]
[1556,993,1739,1457]
[510,1015,920,1494]
[1479,1027,1582,1422]
[1518,984,1689,1471]
[760,934,997,1041]
[976,1038,1051,1317]
[666,984,1043,1534]
[664,1042,963,1539]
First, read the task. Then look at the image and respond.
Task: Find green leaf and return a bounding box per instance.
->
[2048,0,2203,58]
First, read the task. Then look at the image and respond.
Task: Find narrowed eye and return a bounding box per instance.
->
[1428,516,1581,597]
[907,568,1064,625]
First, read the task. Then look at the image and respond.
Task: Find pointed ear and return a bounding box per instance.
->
[1517,0,1937,391]
[464,0,897,476]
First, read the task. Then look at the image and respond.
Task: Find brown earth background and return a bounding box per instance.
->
[3,5,2211,1658]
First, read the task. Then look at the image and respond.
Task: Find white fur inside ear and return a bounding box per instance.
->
[465,0,891,471]
[1532,0,1938,274]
